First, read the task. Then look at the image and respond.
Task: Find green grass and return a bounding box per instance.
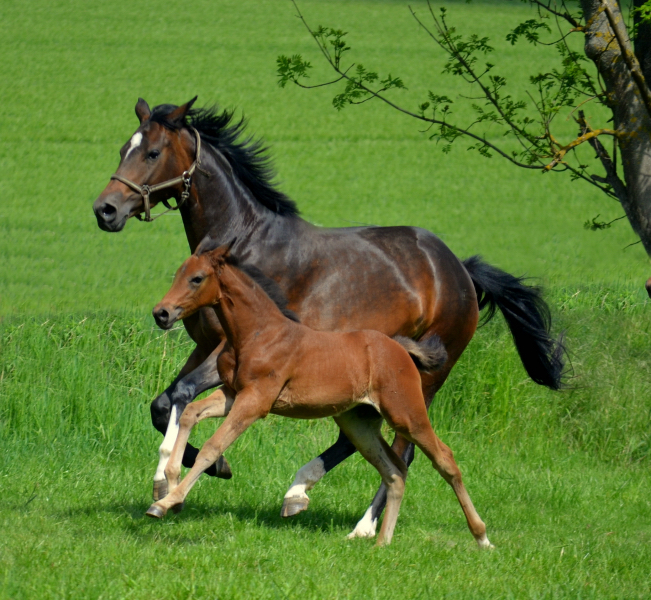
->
[1,0,650,598]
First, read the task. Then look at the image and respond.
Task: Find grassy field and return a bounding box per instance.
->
[1,0,650,598]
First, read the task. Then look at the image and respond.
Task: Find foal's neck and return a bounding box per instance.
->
[215,266,288,349]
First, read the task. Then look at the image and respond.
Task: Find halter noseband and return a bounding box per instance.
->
[110,126,205,222]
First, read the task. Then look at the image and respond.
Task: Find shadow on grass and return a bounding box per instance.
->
[56,497,366,538]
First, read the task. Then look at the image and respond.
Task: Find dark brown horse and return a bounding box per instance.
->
[146,238,492,548]
[93,98,565,538]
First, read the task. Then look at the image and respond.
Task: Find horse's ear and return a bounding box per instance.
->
[195,234,220,256]
[167,96,198,126]
[135,98,151,123]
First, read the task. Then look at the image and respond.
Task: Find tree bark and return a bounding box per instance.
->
[581,0,651,258]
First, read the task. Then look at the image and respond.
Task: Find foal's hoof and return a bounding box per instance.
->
[477,535,495,550]
[153,480,168,502]
[281,496,309,518]
[146,503,167,519]
[215,456,233,480]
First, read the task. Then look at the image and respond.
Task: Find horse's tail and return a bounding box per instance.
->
[394,335,448,374]
[462,256,566,390]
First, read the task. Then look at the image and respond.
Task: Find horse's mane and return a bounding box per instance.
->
[225,254,300,323]
[149,104,299,217]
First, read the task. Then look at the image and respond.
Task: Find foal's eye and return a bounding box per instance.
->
[191,276,204,285]
[148,150,160,160]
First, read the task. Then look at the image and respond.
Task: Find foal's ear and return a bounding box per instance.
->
[167,96,198,126]
[195,234,220,256]
[203,237,238,265]
[224,237,237,257]
[135,98,151,123]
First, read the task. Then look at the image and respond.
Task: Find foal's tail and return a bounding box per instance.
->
[462,256,566,390]
[394,335,448,374]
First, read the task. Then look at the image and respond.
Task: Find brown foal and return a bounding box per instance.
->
[146,237,492,547]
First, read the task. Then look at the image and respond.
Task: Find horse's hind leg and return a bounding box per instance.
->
[281,429,357,517]
[334,408,407,546]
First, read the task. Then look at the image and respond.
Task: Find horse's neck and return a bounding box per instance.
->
[216,266,286,349]
[179,144,302,254]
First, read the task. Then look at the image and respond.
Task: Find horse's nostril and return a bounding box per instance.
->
[101,203,117,219]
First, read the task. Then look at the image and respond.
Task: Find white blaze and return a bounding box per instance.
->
[125,132,143,159]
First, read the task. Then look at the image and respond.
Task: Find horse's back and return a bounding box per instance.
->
[285,224,478,345]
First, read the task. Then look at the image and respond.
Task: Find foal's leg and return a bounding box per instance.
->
[334,408,408,546]
[151,345,230,500]
[380,389,492,549]
[163,388,236,495]
[347,372,447,539]
[281,429,357,517]
[147,390,266,518]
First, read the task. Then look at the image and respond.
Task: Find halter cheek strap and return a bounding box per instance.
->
[109,127,205,222]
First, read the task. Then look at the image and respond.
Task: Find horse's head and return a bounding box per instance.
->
[153,236,235,329]
[93,98,198,231]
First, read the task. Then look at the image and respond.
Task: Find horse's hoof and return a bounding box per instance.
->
[153,480,168,502]
[281,496,309,518]
[146,503,167,519]
[215,456,233,480]
[171,502,185,514]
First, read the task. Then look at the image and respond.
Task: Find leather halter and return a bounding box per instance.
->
[110,127,205,222]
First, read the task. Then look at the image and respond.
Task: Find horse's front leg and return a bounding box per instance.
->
[151,343,228,501]
[147,387,270,518]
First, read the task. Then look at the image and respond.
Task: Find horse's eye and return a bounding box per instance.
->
[148,150,160,160]
[191,276,204,285]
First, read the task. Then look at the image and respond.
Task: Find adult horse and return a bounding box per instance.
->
[93,98,565,538]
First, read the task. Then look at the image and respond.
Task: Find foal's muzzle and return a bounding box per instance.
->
[153,305,182,330]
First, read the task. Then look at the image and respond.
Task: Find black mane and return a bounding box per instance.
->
[149,104,299,217]
[225,254,300,323]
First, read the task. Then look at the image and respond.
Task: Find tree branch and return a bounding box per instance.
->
[529,0,583,29]
[577,110,628,203]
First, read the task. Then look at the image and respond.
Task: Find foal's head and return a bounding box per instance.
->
[153,237,234,330]
[93,98,198,232]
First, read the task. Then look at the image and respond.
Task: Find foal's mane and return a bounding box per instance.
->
[224,254,300,323]
[149,104,299,217]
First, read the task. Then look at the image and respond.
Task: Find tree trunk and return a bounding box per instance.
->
[581,0,651,260]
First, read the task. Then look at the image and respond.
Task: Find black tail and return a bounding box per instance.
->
[394,335,448,374]
[463,256,566,390]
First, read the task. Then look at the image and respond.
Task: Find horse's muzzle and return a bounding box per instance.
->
[93,191,139,232]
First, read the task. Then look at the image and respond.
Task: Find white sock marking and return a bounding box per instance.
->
[477,534,495,549]
[125,132,142,159]
[284,458,326,500]
[347,505,378,539]
[154,405,179,483]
